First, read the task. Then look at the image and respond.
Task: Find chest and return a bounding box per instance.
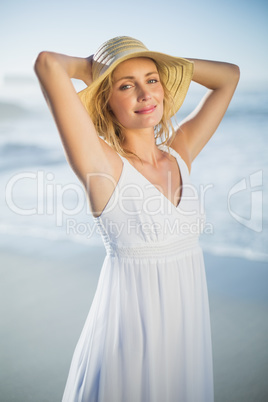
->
[126,157,183,208]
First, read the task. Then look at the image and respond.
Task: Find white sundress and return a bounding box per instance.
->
[62,144,214,402]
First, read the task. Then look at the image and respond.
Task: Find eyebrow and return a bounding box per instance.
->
[114,71,159,83]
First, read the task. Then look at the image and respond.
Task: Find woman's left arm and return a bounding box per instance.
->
[171,59,240,165]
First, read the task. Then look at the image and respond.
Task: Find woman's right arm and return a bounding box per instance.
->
[34,51,120,184]
[34,52,122,216]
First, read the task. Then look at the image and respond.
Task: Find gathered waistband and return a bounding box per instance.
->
[104,236,200,259]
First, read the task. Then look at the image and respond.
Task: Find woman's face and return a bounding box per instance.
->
[108,58,164,131]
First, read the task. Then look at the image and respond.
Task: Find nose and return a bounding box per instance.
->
[137,85,151,102]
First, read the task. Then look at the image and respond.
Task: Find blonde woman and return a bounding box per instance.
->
[34,36,239,402]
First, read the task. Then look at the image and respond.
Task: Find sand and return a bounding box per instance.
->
[0,243,267,402]
[205,253,268,402]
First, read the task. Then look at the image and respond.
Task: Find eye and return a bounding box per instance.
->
[148,79,158,84]
[119,84,132,91]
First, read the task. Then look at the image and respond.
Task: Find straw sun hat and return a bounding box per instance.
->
[78,36,194,118]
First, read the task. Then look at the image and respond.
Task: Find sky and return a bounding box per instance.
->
[0,0,267,88]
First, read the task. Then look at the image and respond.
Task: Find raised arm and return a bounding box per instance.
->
[34,51,122,216]
[169,58,240,169]
[34,52,119,183]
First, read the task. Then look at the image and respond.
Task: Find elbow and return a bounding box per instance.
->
[33,51,56,77]
[33,51,47,75]
[230,63,240,85]
[221,63,240,90]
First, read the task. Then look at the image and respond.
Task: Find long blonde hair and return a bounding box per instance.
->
[86,58,176,158]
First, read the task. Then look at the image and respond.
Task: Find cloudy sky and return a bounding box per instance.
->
[0,0,267,88]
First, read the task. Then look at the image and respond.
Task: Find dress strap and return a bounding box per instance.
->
[115,152,128,173]
[158,144,190,176]
[116,152,125,162]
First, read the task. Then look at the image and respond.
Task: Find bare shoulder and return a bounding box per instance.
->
[167,131,192,173]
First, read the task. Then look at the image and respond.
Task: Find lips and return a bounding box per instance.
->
[134,105,157,114]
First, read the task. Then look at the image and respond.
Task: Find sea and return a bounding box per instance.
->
[0,74,267,263]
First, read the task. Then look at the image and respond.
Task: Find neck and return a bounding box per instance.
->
[121,127,161,164]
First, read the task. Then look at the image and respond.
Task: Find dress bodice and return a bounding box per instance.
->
[93,145,206,256]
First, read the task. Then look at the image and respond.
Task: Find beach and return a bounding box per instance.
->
[0,241,104,402]
[1,241,268,402]
[0,68,267,402]
[206,253,268,402]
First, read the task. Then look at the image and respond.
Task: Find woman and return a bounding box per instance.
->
[34,36,239,402]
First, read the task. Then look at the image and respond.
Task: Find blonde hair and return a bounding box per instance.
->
[86,58,176,158]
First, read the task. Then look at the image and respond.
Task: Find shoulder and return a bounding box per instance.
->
[167,130,192,173]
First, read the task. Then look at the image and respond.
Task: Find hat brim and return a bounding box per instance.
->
[78,51,194,119]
